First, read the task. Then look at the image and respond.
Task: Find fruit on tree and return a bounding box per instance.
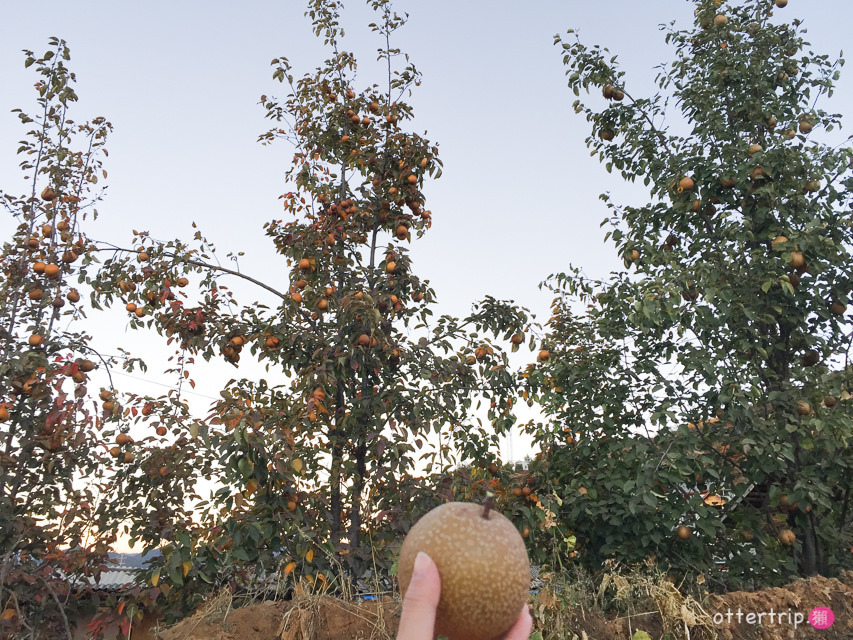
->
[779,529,796,546]
[678,176,694,191]
[714,14,728,26]
[801,350,820,367]
[788,251,805,269]
[796,400,812,416]
[397,502,530,640]
[538,349,550,362]
[749,166,767,181]
[677,525,692,540]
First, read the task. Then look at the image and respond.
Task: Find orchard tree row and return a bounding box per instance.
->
[0,0,850,637]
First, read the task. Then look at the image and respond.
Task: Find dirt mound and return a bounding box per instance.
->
[708,571,853,640]
[155,572,853,640]
[156,599,289,640]
[156,593,399,640]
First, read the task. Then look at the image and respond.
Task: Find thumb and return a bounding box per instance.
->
[397,552,441,640]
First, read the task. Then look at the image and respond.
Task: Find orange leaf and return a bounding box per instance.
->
[305,549,314,563]
[284,562,297,575]
[117,601,126,615]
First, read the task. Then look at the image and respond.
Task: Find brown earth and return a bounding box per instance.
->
[707,571,853,640]
[153,571,853,640]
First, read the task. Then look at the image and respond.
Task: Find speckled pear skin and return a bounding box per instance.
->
[398,502,530,640]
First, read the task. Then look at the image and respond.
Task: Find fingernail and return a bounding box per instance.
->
[413,551,431,575]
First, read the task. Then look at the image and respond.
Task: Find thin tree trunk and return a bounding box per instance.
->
[348,440,367,549]
[329,381,347,547]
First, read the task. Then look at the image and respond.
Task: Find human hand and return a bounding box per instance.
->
[396,551,533,640]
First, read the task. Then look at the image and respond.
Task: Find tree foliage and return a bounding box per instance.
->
[80,0,533,619]
[0,38,134,638]
[525,0,853,589]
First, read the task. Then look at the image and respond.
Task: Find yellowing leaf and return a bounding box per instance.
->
[151,568,160,586]
[291,458,303,474]
[305,549,314,563]
[284,561,298,575]
[182,560,192,577]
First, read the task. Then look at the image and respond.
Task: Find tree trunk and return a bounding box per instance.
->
[348,440,367,550]
[329,381,347,547]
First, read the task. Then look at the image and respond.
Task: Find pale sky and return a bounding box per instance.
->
[2,2,852,544]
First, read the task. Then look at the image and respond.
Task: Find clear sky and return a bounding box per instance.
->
[2,1,852,533]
